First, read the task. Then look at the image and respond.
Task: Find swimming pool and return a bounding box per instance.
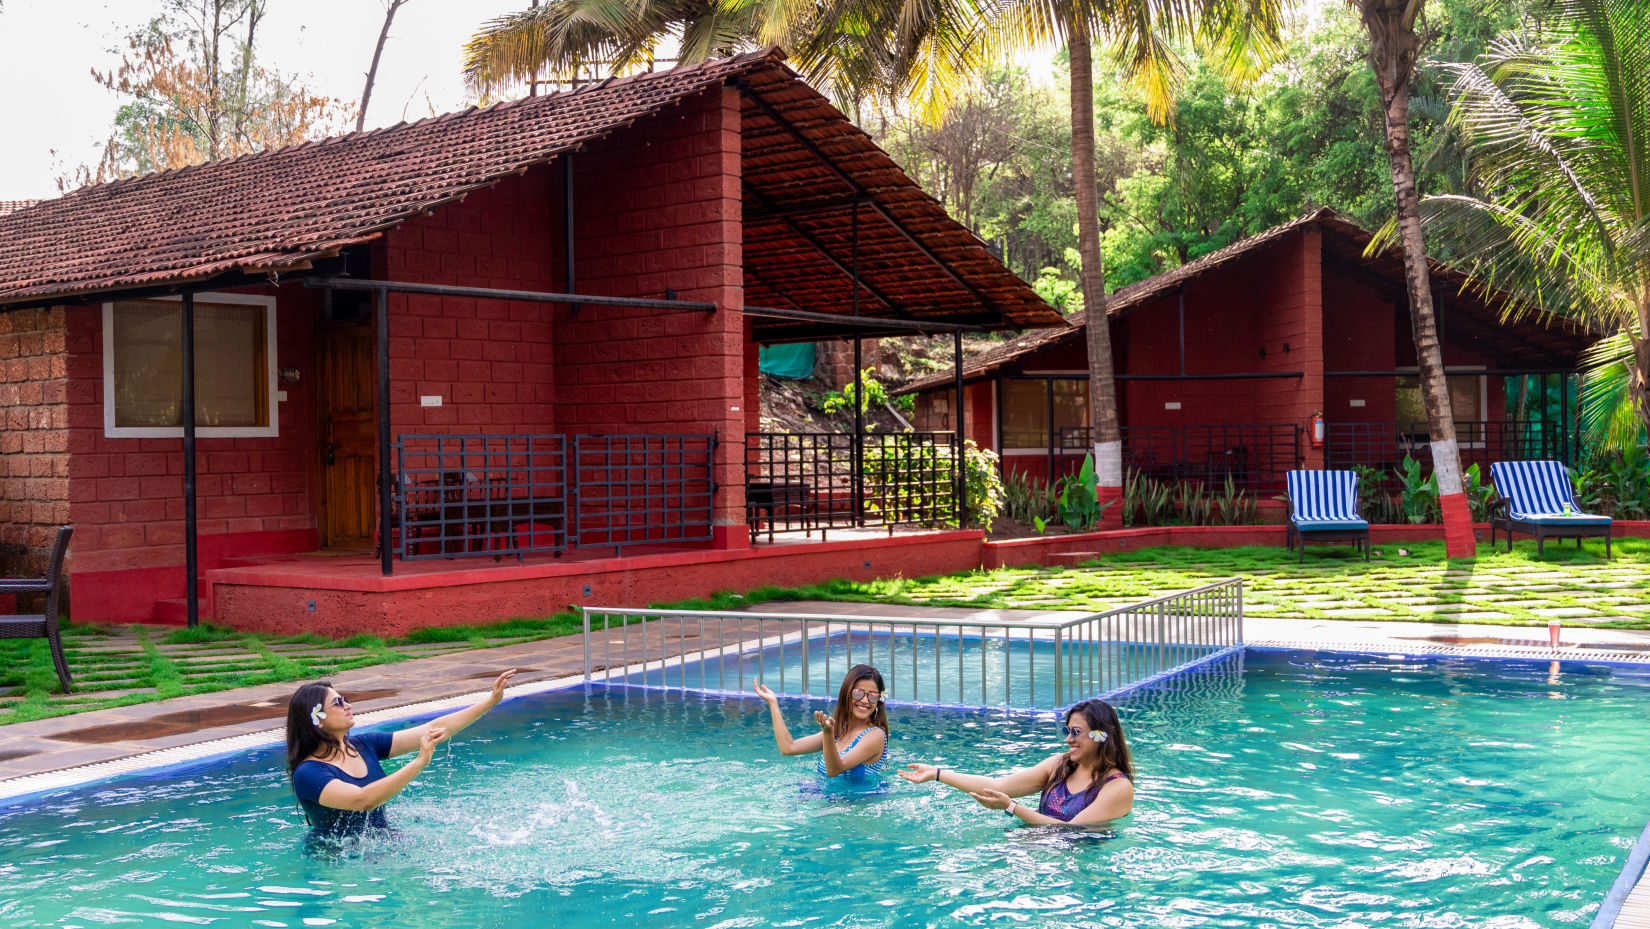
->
[1,648,1645,928]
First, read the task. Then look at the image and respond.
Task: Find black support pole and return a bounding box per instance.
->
[1046,378,1056,486]
[851,203,863,527]
[181,293,199,628]
[377,287,393,576]
[955,329,968,528]
[564,153,577,313]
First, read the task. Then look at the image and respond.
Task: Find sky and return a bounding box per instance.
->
[0,0,527,200]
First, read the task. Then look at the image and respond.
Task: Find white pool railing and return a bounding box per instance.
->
[580,578,1243,710]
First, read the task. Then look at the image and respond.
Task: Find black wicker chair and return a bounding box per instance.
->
[0,526,74,693]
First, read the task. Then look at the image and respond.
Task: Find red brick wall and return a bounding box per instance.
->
[1323,260,1399,422]
[60,290,319,621]
[374,170,560,436]
[0,307,70,578]
[551,85,748,537]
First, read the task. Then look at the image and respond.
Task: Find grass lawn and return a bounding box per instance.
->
[3,538,1645,726]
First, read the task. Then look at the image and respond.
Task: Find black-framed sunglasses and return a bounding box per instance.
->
[850,688,883,705]
[1062,725,1091,740]
[329,695,350,709]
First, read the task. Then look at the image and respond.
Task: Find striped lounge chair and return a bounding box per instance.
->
[1285,470,1369,563]
[1489,460,1611,557]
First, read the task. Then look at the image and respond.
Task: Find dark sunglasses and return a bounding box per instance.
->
[849,688,883,705]
[329,695,350,709]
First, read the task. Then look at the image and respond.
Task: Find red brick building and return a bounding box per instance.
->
[0,51,1061,630]
[903,210,1594,488]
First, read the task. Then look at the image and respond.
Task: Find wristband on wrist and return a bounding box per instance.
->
[934,767,943,784]
[1005,800,1018,817]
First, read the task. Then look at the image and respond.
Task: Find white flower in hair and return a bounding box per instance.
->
[310,702,326,727]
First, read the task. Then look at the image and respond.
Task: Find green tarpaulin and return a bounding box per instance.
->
[759,343,815,379]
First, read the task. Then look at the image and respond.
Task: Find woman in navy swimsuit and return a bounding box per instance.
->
[754,664,888,779]
[284,669,516,842]
[900,698,1134,825]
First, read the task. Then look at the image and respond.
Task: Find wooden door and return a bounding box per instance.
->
[317,325,377,549]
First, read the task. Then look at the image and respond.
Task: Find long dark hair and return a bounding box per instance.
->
[285,680,355,777]
[832,664,890,741]
[1041,699,1133,803]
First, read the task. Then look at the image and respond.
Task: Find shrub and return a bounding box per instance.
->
[1002,469,1055,526]
[820,369,914,416]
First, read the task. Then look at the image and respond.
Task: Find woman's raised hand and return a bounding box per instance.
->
[898,763,938,784]
[418,726,448,758]
[490,669,518,704]
[814,709,834,732]
[754,682,779,705]
[968,787,1012,811]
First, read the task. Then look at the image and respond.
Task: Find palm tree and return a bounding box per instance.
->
[466,0,1287,526]
[1352,0,1475,558]
[1397,0,1648,453]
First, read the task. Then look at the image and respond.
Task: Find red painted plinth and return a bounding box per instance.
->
[1438,492,1477,559]
[209,531,984,637]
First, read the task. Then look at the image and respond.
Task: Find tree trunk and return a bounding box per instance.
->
[1070,22,1124,527]
[233,0,264,145]
[1634,297,1650,437]
[358,0,410,133]
[1360,0,1474,557]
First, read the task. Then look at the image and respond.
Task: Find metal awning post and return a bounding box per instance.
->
[954,328,967,528]
[376,286,393,576]
[851,203,864,527]
[181,293,199,628]
[564,153,577,313]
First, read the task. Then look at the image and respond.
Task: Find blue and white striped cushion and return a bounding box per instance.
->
[1490,460,1607,522]
[1286,470,1365,526]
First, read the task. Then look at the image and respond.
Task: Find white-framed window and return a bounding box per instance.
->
[102,293,279,438]
[1395,368,1487,447]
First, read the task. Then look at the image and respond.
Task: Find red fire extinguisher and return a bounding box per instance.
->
[1310,411,1325,447]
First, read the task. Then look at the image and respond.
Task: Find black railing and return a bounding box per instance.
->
[1055,424,1302,492]
[1325,420,1578,487]
[393,433,713,560]
[744,432,960,539]
[571,434,715,550]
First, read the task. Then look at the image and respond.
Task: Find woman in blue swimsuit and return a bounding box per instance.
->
[754,664,888,779]
[900,698,1133,825]
[284,669,516,842]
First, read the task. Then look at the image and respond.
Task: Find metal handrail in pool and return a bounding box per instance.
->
[581,578,1243,709]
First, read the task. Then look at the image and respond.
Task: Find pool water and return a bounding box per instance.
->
[1,649,1645,928]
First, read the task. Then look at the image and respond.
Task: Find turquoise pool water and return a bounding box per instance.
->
[1,649,1646,928]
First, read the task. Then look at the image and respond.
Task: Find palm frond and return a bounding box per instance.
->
[1579,332,1643,448]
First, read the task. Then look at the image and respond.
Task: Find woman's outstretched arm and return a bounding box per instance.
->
[899,754,1058,798]
[388,670,516,758]
[317,727,446,811]
[755,683,823,756]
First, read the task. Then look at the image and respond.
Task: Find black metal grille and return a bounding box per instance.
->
[394,432,713,560]
[1055,424,1302,491]
[571,434,715,550]
[744,432,959,539]
[1325,421,1578,487]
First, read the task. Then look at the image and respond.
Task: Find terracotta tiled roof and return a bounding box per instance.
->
[0,200,40,217]
[899,208,1594,394]
[0,50,1062,333]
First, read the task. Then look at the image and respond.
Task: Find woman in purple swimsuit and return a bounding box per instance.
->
[899,698,1133,825]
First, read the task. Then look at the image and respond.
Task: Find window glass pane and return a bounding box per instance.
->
[1395,374,1482,425]
[1447,375,1482,421]
[112,301,183,426]
[195,304,264,426]
[1051,378,1088,446]
[1001,380,1048,449]
[111,300,267,428]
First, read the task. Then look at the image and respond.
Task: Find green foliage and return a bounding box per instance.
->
[1002,470,1057,526]
[1354,465,1401,524]
[959,441,1005,530]
[1579,446,1650,520]
[1395,455,1441,525]
[1123,468,1175,527]
[1212,476,1256,526]
[1049,454,1113,532]
[1121,469,1257,527]
[1461,463,1498,523]
[819,369,911,416]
